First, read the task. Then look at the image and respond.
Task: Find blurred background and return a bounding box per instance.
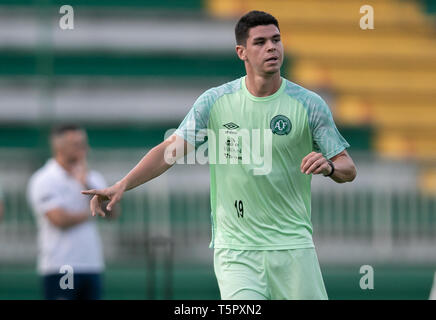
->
[1,0,436,299]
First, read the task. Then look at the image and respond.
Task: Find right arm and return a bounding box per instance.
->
[45,208,89,230]
[82,87,214,217]
[82,134,192,217]
[121,134,190,192]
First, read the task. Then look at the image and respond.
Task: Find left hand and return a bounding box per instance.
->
[82,181,127,217]
[300,152,332,176]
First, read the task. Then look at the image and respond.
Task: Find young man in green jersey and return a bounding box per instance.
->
[82,10,357,300]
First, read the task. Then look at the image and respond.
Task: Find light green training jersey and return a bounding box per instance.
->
[175,76,350,250]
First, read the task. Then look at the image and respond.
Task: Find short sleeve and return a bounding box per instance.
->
[174,88,217,149]
[28,178,63,216]
[308,94,350,159]
[174,79,241,148]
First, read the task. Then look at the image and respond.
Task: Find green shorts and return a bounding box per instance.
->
[214,247,328,300]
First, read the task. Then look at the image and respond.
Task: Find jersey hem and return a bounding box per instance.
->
[211,242,315,251]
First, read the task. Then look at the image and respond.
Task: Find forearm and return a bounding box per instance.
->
[119,141,174,191]
[61,212,89,229]
[47,209,89,229]
[329,156,356,183]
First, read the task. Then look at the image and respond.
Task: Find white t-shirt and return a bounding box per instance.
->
[27,158,106,275]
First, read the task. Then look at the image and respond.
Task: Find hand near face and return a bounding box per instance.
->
[71,158,88,186]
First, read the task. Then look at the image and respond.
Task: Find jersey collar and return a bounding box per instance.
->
[241,76,286,102]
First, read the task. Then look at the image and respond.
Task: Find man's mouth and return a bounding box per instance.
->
[265,56,279,62]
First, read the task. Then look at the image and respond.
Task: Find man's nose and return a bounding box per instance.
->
[267,47,276,54]
[267,41,276,52]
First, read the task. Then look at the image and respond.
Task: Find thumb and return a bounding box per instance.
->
[106,196,119,211]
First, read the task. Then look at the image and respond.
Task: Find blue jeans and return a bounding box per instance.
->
[42,273,102,300]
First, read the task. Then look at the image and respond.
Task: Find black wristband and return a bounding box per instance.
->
[324,159,335,177]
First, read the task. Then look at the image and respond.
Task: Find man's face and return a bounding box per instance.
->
[238,24,284,76]
[57,130,88,164]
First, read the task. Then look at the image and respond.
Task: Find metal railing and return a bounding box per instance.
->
[0,182,435,265]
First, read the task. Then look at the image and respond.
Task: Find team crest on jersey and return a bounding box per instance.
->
[270,115,291,135]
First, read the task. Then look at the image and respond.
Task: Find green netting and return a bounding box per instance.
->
[339,125,373,151]
[0,52,250,78]
[422,0,436,14]
[0,121,366,151]
[0,125,172,149]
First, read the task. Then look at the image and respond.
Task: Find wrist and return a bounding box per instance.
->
[323,159,335,177]
[116,179,128,192]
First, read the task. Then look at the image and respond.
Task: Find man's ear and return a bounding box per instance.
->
[235,45,247,61]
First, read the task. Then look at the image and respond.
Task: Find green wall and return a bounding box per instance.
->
[0,264,433,300]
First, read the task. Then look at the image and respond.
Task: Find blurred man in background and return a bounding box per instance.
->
[27,124,114,300]
[0,182,4,222]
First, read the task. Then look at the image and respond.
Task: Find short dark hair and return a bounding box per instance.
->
[50,124,83,138]
[235,10,280,45]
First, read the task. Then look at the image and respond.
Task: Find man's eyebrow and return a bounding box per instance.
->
[252,34,281,41]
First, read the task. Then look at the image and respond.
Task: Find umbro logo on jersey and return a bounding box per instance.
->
[223,122,240,130]
[270,115,292,135]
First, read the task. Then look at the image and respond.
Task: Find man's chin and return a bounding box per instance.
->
[263,68,281,76]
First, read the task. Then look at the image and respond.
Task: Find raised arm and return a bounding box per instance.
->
[82,134,192,217]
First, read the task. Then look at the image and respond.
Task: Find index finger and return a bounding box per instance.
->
[81,189,103,196]
[301,153,324,173]
[300,152,316,170]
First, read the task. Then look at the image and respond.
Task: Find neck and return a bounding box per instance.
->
[244,71,281,97]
